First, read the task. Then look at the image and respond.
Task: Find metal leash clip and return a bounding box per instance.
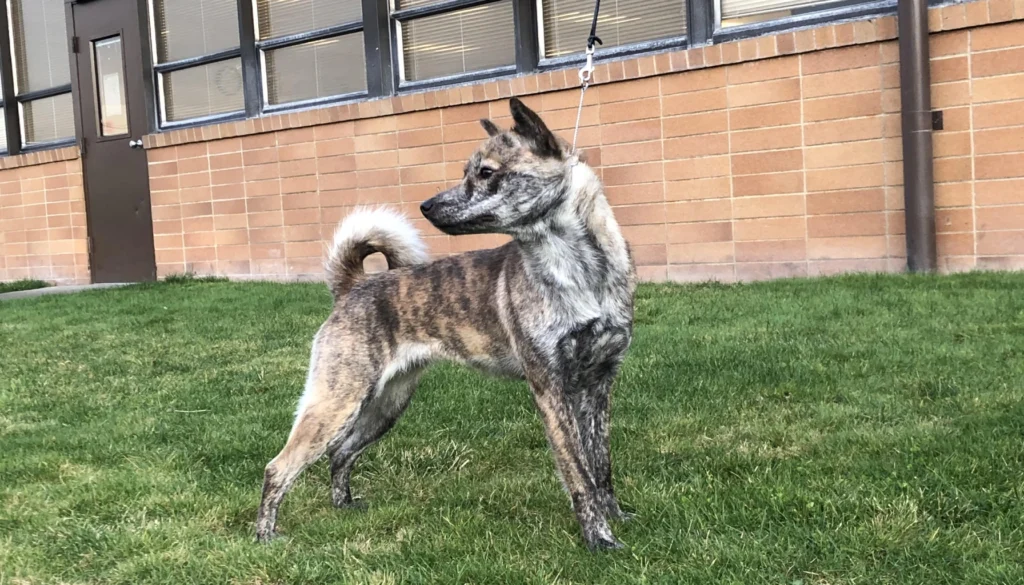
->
[578,44,595,85]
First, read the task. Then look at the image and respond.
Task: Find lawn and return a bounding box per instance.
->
[0,279,49,295]
[1,273,1023,584]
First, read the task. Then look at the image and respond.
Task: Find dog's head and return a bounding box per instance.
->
[420,98,576,236]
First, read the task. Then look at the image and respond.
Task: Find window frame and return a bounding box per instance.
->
[147,0,247,130]
[0,0,75,156]
[389,0,523,92]
[711,0,896,43]
[142,0,929,134]
[253,3,369,114]
[535,0,689,70]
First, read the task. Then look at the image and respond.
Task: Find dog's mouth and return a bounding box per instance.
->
[430,213,499,235]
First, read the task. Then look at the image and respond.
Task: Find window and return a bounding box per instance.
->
[7,0,75,148]
[138,0,897,131]
[539,0,687,59]
[256,0,367,107]
[719,0,874,28]
[151,0,244,125]
[393,0,517,84]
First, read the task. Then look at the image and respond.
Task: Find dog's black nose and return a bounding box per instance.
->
[420,199,435,215]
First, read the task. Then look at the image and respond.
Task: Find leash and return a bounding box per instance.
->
[571,0,602,155]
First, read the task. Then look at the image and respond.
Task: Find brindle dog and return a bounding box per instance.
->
[256,98,636,550]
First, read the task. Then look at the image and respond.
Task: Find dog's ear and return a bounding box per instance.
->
[509,98,561,159]
[480,119,502,137]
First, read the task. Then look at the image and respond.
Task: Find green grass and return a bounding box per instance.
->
[0,279,49,294]
[2,273,1023,584]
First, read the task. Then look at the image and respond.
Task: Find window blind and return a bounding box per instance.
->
[9,0,70,93]
[540,0,686,58]
[720,0,836,20]
[256,0,362,39]
[265,34,367,104]
[153,0,240,63]
[400,1,515,82]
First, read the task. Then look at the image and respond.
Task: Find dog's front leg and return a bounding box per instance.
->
[575,375,630,521]
[530,381,622,551]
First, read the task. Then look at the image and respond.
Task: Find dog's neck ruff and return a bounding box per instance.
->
[515,161,632,299]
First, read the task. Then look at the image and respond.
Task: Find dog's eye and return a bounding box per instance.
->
[478,167,494,179]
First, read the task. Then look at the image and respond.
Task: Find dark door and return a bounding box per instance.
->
[70,0,155,283]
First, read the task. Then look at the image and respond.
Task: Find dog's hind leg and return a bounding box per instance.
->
[328,369,421,508]
[530,382,622,551]
[256,378,372,542]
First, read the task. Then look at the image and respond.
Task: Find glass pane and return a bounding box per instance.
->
[23,93,75,145]
[257,0,361,39]
[94,37,128,136]
[720,0,860,26]
[162,59,244,122]
[10,0,71,93]
[266,34,367,105]
[541,0,686,58]
[153,0,240,63]
[0,107,7,152]
[401,1,515,82]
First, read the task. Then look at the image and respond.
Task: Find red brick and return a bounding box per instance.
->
[977,205,1024,230]
[802,44,880,75]
[976,178,1024,205]
[663,111,728,138]
[734,217,805,241]
[976,153,1024,179]
[732,126,804,154]
[665,177,732,201]
[665,198,732,223]
[804,92,882,122]
[727,78,801,107]
[802,67,882,99]
[664,134,728,159]
[666,221,733,244]
[727,56,799,84]
[806,164,884,191]
[603,162,665,186]
[807,189,885,214]
[668,242,734,264]
[971,20,1024,51]
[973,101,1024,129]
[602,141,663,165]
[664,156,730,181]
[729,102,801,130]
[735,239,806,262]
[733,172,804,197]
[600,120,662,144]
[732,149,804,175]
[808,235,887,259]
[973,74,1024,103]
[599,98,661,124]
[662,89,727,116]
[733,194,804,218]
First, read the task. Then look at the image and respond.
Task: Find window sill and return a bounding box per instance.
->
[0,145,79,171]
[142,0,1014,152]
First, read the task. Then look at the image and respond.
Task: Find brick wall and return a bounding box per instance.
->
[143,5,1024,283]
[0,150,90,285]
[5,0,1020,285]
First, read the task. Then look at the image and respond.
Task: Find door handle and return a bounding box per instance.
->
[128,139,143,149]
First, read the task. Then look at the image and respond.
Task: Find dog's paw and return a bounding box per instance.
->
[255,530,280,544]
[586,534,625,552]
[612,510,637,522]
[333,497,368,511]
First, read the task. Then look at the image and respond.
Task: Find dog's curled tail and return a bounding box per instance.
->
[326,207,428,300]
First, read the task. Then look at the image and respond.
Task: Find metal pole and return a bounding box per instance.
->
[898,0,937,272]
